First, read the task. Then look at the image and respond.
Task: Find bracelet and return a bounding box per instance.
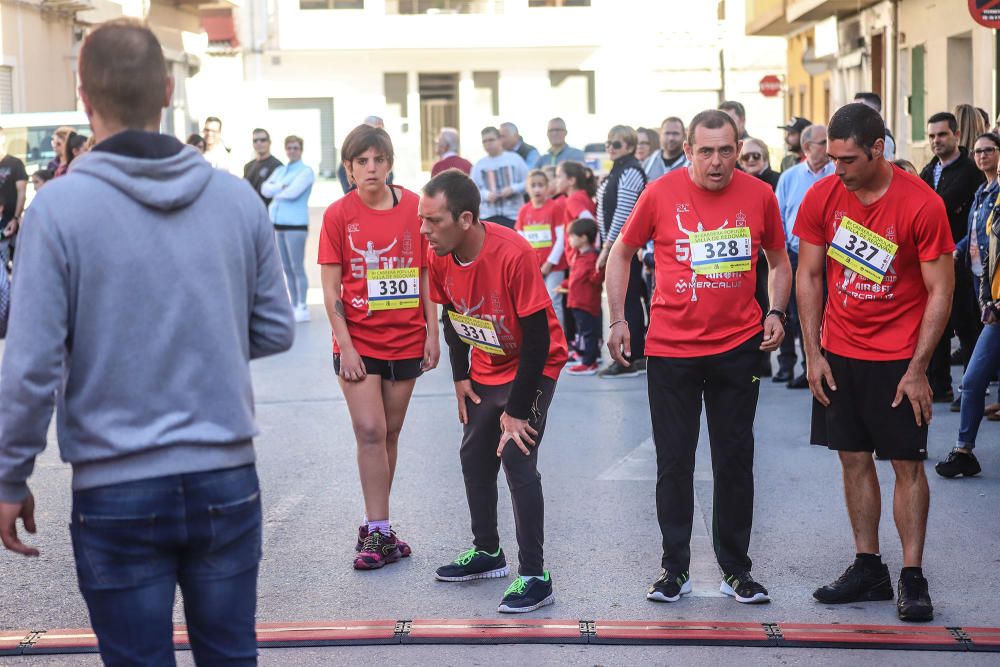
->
[609,319,628,328]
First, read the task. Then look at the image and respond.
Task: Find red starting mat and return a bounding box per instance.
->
[20,629,98,654]
[255,620,399,647]
[963,626,1000,652]
[590,620,774,646]
[0,630,32,656]
[775,622,965,651]
[404,618,587,644]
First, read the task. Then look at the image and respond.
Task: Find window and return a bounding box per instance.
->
[387,0,503,13]
[0,67,12,114]
[299,0,363,10]
[529,0,590,6]
[473,71,499,116]
[909,45,925,142]
[384,72,409,118]
[549,70,595,115]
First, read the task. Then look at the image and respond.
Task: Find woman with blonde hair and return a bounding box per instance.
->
[47,126,75,172]
[955,104,987,153]
[739,137,779,190]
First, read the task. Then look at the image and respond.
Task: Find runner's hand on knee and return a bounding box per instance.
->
[892,369,933,427]
[454,380,480,425]
[497,412,538,456]
[807,355,836,406]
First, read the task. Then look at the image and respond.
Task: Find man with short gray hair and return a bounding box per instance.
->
[0,18,294,664]
[500,122,539,170]
[432,127,473,176]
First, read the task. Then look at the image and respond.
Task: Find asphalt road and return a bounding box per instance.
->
[1,215,999,664]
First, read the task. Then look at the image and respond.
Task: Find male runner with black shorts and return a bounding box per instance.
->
[418,169,568,613]
[795,103,954,622]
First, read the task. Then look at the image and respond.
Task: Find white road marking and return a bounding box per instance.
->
[599,436,723,597]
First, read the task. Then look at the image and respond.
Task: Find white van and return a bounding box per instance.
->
[0,111,89,174]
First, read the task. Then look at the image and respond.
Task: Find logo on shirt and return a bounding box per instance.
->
[348,234,413,279]
[348,223,361,233]
[673,209,744,301]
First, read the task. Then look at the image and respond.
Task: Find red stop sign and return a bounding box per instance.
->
[759,75,782,97]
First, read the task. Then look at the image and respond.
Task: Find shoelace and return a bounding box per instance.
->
[361,531,385,554]
[504,577,528,596]
[453,547,478,566]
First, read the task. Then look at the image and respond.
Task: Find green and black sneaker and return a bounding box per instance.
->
[647,569,692,603]
[435,547,509,582]
[720,571,770,604]
[498,572,555,613]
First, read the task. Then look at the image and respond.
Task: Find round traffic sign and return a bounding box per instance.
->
[759,75,782,98]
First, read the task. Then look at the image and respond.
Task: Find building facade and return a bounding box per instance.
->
[747,0,999,165]
[189,0,788,183]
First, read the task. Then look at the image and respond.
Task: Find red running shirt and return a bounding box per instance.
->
[427,223,569,385]
[562,189,597,266]
[515,199,567,271]
[317,187,429,359]
[792,167,953,361]
[566,248,603,316]
[619,168,786,357]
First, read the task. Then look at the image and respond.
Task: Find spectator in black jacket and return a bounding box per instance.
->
[920,111,986,404]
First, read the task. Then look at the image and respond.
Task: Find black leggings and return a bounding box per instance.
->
[460,376,556,575]
[623,254,647,360]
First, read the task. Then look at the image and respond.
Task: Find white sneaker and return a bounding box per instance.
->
[294,304,310,323]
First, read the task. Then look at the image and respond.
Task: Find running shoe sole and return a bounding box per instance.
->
[435,566,510,582]
[566,369,599,376]
[720,580,770,604]
[647,578,692,603]
[353,551,402,571]
[599,371,640,379]
[498,592,555,613]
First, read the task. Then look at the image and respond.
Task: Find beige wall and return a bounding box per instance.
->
[0,4,78,112]
[898,0,995,164]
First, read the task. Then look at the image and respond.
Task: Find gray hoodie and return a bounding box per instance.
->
[0,132,295,502]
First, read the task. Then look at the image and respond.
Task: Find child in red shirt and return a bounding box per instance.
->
[559,217,603,375]
[515,170,567,324]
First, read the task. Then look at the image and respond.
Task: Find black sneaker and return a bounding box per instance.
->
[935,450,981,478]
[950,396,962,412]
[598,360,639,379]
[498,572,555,613]
[813,559,894,603]
[647,570,691,603]
[720,571,770,604]
[897,574,934,622]
[632,358,647,375]
[788,373,809,389]
[435,547,509,582]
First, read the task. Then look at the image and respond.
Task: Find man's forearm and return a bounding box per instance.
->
[605,242,633,320]
[797,273,824,360]
[766,255,792,313]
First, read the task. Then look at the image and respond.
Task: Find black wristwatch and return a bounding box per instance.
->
[765,308,787,326]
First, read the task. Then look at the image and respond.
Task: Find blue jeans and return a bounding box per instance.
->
[70,465,262,666]
[959,323,1000,450]
[275,229,309,307]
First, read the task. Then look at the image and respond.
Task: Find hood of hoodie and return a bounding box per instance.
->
[70,130,215,212]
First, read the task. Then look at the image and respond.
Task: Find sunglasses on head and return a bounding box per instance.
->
[605,140,624,150]
[740,152,762,162]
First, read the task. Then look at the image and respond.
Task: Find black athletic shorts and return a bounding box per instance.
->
[333,354,423,381]
[810,351,928,461]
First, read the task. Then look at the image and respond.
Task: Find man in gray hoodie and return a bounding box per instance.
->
[0,19,294,665]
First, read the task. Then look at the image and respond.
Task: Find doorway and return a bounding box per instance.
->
[419,73,459,172]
